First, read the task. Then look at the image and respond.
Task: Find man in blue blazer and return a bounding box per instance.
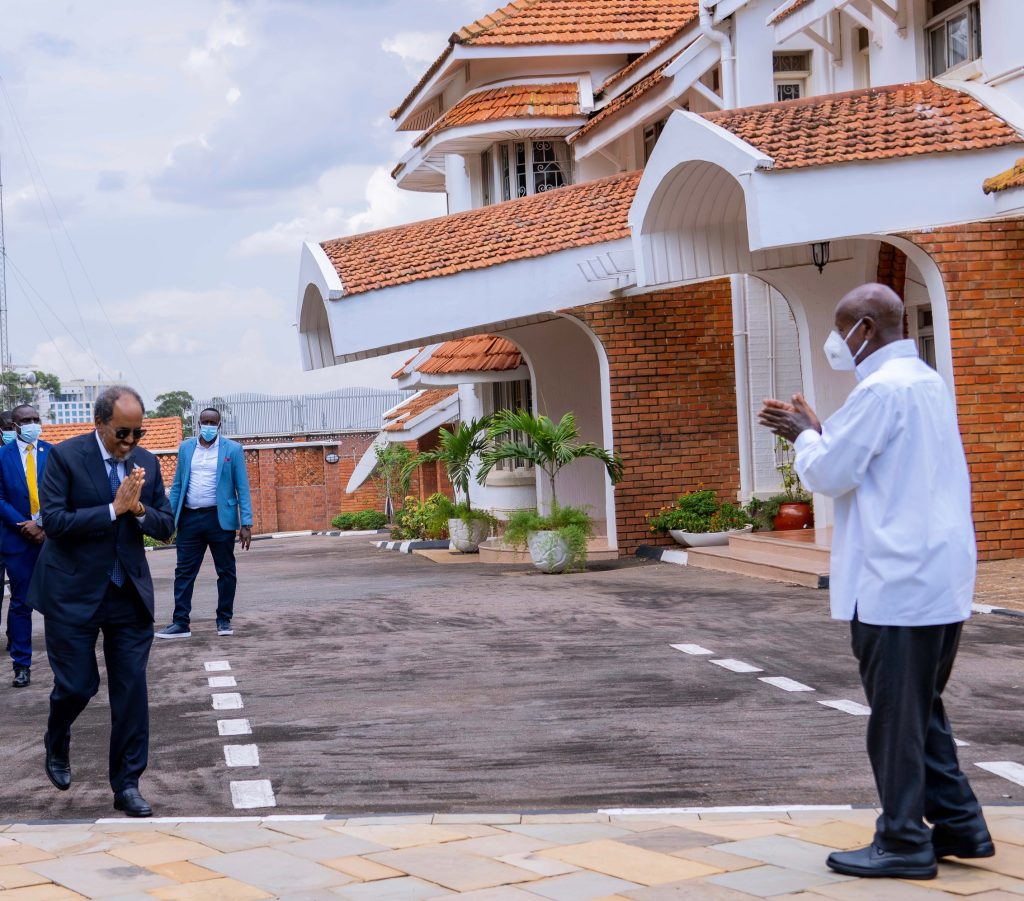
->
[0,404,51,688]
[158,407,253,639]
[30,385,174,816]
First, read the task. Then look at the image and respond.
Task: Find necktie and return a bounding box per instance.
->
[107,459,126,587]
[25,445,39,517]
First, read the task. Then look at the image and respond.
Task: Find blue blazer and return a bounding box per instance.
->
[0,439,52,557]
[169,436,253,531]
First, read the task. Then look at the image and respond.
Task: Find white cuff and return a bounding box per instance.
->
[794,429,821,453]
[109,503,117,522]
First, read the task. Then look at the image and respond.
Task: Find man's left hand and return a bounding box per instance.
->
[758,393,822,443]
[239,526,252,551]
[19,521,45,544]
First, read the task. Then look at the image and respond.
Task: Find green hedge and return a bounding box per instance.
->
[331,509,388,531]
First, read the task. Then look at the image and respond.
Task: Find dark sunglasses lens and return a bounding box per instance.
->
[114,428,146,441]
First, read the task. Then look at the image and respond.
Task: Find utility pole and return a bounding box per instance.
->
[0,149,10,384]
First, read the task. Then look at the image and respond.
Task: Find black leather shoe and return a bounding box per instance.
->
[12,665,30,688]
[827,843,937,879]
[933,828,996,859]
[43,733,71,791]
[114,786,152,818]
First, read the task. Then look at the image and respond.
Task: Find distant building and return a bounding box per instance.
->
[47,378,123,424]
[190,387,405,438]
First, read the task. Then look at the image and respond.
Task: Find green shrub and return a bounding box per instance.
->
[648,489,750,534]
[502,504,594,572]
[390,494,453,540]
[332,509,387,531]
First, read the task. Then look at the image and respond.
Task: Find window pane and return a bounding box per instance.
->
[531,140,568,193]
[929,25,947,75]
[775,82,802,102]
[500,144,512,201]
[946,13,969,66]
[481,149,493,206]
[513,142,528,198]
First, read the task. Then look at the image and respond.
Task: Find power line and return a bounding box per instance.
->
[5,264,79,377]
[0,74,148,394]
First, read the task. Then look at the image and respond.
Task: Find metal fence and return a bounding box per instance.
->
[190,388,405,438]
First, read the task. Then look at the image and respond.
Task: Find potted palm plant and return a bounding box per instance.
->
[477,410,624,573]
[404,417,496,552]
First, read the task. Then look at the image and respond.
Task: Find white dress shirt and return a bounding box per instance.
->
[794,340,975,627]
[186,436,219,509]
[17,437,42,522]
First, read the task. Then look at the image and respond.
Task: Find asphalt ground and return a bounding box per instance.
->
[1,535,1021,821]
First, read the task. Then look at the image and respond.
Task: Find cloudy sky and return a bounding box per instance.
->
[0,0,492,405]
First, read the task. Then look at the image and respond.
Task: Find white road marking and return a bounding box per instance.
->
[711,658,763,673]
[208,676,237,688]
[660,550,688,565]
[759,676,815,692]
[671,643,714,656]
[231,779,277,809]
[601,804,854,816]
[955,738,970,748]
[224,745,260,767]
[972,604,996,614]
[819,699,871,716]
[976,761,1024,787]
[205,661,231,672]
[218,719,252,736]
[212,693,243,710]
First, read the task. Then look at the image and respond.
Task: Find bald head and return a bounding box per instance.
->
[836,283,905,332]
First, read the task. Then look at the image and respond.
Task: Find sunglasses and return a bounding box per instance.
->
[113,427,147,441]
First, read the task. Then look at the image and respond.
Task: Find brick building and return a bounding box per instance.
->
[297,0,1024,560]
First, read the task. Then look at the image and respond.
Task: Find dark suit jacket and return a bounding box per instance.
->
[0,438,52,557]
[28,432,175,624]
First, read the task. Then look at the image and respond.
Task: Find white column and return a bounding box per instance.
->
[445,154,474,214]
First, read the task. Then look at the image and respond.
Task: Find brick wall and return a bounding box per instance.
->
[154,431,453,534]
[571,279,741,554]
[901,219,1024,560]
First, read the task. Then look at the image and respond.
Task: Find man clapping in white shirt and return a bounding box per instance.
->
[759,283,990,881]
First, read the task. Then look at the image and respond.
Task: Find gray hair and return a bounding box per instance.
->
[94,385,146,423]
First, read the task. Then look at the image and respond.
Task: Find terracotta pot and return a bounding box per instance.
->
[773,502,814,531]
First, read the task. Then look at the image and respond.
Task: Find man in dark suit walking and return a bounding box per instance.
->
[0,404,52,688]
[30,386,174,817]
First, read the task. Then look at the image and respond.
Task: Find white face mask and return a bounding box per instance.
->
[823,318,868,371]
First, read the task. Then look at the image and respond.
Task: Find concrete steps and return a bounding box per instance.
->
[686,529,831,588]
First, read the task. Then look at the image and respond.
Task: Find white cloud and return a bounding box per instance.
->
[185,3,248,72]
[29,336,113,383]
[382,31,448,72]
[234,166,445,257]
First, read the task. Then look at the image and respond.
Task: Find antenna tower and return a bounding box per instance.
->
[0,149,10,378]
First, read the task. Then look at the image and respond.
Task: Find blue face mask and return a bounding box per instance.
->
[18,423,42,444]
[199,424,219,442]
[1,431,16,445]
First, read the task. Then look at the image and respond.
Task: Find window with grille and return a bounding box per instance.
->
[927,1,981,76]
[481,141,572,205]
[773,51,810,102]
[490,379,533,471]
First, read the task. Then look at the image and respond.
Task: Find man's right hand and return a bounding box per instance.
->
[18,520,45,543]
[112,467,145,516]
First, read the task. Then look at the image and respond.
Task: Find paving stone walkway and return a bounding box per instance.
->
[975,558,1024,613]
[2,807,1023,900]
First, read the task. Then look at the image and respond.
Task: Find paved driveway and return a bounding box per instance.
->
[2,536,1021,820]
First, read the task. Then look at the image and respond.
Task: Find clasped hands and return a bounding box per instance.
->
[758,392,823,444]
[112,467,147,517]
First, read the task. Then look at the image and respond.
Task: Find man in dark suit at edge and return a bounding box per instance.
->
[29,385,174,817]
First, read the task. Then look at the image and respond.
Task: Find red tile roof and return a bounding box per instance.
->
[417,336,523,375]
[704,81,1021,170]
[983,157,1024,194]
[767,0,816,25]
[570,62,673,144]
[454,0,699,46]
[43,417,184,452]
[383,389,458,433]
[392,0,698,120]
[415,83,581,148]
[321,171,640,297]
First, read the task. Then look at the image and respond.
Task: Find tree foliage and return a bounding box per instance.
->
[402,416,491,511]
[149,390,195,436]
[373,442,414,518]
[0,370,61,412]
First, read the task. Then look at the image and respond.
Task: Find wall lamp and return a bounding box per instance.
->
[811,241,831,274]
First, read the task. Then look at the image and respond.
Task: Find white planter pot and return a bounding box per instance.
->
[669,525,753,548]
[448,517,490,553]
[527,530,573,574]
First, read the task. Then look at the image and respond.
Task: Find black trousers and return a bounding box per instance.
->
[44,580,153,792]
[172,507,238,626]
[850,617,987,851]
